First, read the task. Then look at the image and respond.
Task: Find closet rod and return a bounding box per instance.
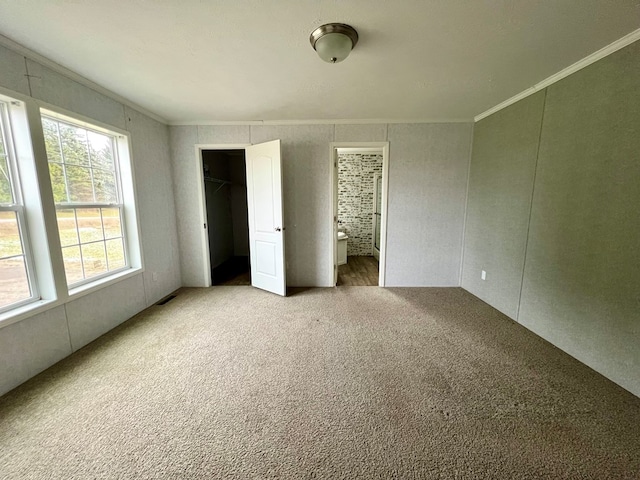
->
[203,176,232,193]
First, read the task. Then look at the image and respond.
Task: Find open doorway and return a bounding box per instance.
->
[202,150,250,285]
[331,143,389,287]
[197,141,286,295]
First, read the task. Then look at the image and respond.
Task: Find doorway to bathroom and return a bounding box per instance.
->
[330,143,389,286]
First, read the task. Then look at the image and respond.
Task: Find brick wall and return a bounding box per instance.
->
[337,153,383,256]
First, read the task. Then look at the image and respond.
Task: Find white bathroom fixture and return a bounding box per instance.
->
[337,231,348,265]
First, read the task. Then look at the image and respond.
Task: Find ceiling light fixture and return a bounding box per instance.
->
[309,23,358,64]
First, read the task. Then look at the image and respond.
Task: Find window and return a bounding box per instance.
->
[0,101,37,312]
[0,94,141,321]
[42,114,128,287]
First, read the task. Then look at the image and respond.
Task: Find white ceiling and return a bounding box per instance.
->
[0,1,638,124]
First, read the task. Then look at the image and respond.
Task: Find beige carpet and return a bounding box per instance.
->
[1,287,639,479]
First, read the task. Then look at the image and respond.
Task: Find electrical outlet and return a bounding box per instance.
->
[481,270,486,281]
[152,272,158,282]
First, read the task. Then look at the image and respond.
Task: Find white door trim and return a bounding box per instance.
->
[195,144,250,287]
[372,172,381,261]
[330,142,390,287]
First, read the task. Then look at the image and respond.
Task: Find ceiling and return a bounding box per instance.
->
[0,1,638,124]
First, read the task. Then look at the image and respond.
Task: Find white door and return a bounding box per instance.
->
[245,140,286,296]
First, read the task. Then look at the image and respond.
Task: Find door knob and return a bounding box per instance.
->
[275,227,282,232]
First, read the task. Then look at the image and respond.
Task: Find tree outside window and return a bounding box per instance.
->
[42,116,127,287]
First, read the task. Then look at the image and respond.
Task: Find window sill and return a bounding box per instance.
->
[0,267,143,330]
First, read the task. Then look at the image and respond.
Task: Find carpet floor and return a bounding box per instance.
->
[0,287,639,479]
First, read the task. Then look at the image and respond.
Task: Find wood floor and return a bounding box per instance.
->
[337,256,379,286]
[215,255,379,287]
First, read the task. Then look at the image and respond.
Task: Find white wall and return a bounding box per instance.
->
[124,107,181,304]
[169,123,473,287]
[386,124,473,286]
[0,43,181,396]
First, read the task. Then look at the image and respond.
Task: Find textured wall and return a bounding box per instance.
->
[27,60,127,130]
[463,40,640,397]
[0,306,70,396]
[0,45,30,95]
[124,107,181,305]
[0,43,181,396]
[65,275,147,350]
[518,41,640,396]
[170,123,473,288]
[251,125,335,287]
[461,92,545,318]
[386,123,473,286]
[337,153,383,256]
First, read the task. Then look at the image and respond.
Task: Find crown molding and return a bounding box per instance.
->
[170,118,472,126]
[0,33,168,125]
[475,28,640,122]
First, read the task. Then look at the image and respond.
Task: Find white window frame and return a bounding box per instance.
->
[0,100,39,313]
[0,90,143,326]
[42,112,129,288]
[40,109,142,291]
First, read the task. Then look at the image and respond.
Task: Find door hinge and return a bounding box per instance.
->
[204,223,207,229]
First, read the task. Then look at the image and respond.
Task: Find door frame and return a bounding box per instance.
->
[372,172,381,261]
[330,142,390,286]
[195,144,250,287]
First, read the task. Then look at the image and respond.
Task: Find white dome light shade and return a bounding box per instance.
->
[310,24,358,64]
[314,32,352,63]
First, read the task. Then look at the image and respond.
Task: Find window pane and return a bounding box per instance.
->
[93,168,117,203]
[66,165,94,202]
[41,113,130,288]
[1,102,35,310]
[42,118,62,163]
[81,242,107,279]
[62,245,84,284]
[0,155,13,204]
[106,238,125,270]
[87,131,114,171]
[0,256,30,309]
[48,162,68,203]
[101,208,122,239]
[0,211,24,259]
[59,123,90,166]
[56,209,79,247]
[76,208,103,243]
